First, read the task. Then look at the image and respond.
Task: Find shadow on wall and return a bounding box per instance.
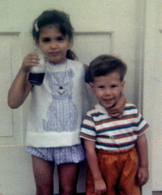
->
[153,192,162,195]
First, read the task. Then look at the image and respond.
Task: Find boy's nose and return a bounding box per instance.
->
[104,89,111,96]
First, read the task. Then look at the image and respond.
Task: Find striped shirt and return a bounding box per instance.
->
[80,103,149,151]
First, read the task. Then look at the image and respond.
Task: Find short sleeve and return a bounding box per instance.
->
[134,111,149,136]
[80,114,97,141]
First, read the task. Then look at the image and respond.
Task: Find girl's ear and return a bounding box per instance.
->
[89,82,95,93]
[68,39,73,49]
[35,39,39,47]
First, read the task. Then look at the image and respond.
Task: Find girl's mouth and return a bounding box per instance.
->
[49,52,59,56]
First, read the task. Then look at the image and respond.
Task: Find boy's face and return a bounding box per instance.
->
[90,72,125,111]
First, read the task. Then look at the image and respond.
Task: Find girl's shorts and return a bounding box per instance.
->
[86,147,140,195]
[25,144,85,165]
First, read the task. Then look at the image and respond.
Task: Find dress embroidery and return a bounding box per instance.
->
[42,68,78,132]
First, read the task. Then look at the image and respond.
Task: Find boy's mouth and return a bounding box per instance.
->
[103,98,113,103]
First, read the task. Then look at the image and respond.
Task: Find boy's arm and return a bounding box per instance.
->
[8,53,39,109]
[136,133,149,186]
[84,139,107,195]
[107,93,126,118]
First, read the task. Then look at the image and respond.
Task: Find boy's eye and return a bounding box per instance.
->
[57,36,65,41]
[98,85,105,89]
[111,85,117,88]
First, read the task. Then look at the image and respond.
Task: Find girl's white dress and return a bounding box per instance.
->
[25,59,90,148]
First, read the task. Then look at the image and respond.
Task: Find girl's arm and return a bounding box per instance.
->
[84,140,107,195]
[107,93,126,118]
[136,133,149,186]
[8,53,40,109]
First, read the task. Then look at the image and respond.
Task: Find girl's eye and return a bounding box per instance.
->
[42,38,50,42]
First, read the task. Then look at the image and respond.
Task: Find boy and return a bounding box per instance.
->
[80,55,149,195]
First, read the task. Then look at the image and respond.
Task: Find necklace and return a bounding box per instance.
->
[47,60,68,95]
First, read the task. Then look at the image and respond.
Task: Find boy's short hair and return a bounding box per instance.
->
[85,54,127,83]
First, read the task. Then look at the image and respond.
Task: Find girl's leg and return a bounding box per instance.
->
[32,155,54,195]
[58,163,79,195]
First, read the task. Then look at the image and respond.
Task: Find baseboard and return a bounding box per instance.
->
[53,193,85,195]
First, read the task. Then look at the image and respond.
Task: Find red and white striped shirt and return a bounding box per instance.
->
[80,103,149,151]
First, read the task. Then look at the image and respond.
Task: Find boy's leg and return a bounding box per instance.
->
[58,163,79,195]
[32,155,54,195]
[118,147,140,195]
[97,148,139,195]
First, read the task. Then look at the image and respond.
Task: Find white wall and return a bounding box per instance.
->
[143,0,162,191]
[0,0,161,194]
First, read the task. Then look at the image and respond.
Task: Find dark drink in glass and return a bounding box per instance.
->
[28,54,47,85]
[28,73,45,85]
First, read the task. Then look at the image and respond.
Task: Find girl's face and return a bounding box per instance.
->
[37,25,72,64]
[90,72,125,111]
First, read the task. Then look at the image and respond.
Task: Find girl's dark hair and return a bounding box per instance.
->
[32,10,77,60]
[85,54,127,83]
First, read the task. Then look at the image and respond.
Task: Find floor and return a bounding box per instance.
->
[76,192,162,195]
[60,191,162,195]
[77,193,162,195]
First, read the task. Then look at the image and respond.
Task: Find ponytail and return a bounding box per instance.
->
[66,49,78,60]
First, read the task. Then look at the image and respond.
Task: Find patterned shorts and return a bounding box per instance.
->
[25,144,85,165]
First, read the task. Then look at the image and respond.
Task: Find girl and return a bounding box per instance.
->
[8,10,125,195]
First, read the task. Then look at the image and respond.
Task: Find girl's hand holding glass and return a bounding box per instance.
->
[25,53,47,85]
[22,53,40,73]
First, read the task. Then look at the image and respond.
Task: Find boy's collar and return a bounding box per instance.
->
[95,103,109,114]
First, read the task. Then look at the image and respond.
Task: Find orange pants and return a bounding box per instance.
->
[86,147,140,195]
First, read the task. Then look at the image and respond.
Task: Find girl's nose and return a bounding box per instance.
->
[50,41,57,49]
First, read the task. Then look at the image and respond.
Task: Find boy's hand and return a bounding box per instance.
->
[22,53,40,73]
[137,166,149,186]
[94,178,107,195]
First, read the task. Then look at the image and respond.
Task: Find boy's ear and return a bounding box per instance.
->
[121,80,125,92]
[89,82,95,93]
